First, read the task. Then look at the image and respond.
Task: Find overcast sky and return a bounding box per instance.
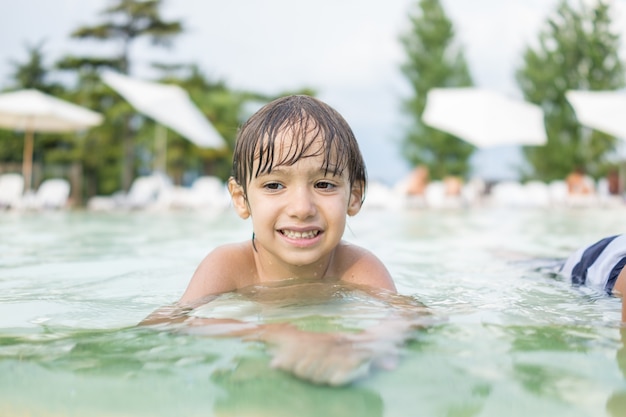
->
[1,0,625,183]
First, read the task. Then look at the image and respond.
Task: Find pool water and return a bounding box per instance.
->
[1,207,626,416]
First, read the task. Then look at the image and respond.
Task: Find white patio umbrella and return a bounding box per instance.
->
[101,71,225,172]
[422,87,547,148]
[566,90,626,194]
[565,90,626,139]
[0,89,103,191]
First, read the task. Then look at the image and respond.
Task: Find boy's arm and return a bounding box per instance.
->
[262,298,430,386]
[138,296,216,326]
[140,243,248,326]
[180,244,247,304]
[336,243,397,292]
[182,291,431,386]
[250,322,414,386]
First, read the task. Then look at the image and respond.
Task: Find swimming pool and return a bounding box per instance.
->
[1,206,625,416]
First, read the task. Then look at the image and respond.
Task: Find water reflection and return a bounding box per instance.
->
[0,324,385,417]
[212,356,383,417]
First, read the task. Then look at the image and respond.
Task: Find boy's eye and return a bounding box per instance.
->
[264,182,283,190]
[315,181,335,190]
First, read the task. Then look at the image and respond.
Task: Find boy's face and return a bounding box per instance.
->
[229,130,363,271]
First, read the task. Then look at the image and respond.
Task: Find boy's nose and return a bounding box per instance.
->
[286,186,316,219]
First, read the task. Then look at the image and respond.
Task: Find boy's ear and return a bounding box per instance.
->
[228,177,250,219]
[347,182,364,216]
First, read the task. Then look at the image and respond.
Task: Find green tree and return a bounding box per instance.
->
[71,0,183,74]
[69,0,184,190]
[399,0,474,179]
[516,0,625,181]
[5,41,63,94]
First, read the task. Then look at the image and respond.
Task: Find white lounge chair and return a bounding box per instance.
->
[37,178,71,209]
[189,176,230,210]
[424,180,466,209]
[523,181,551,208]
[169,176,230,211]
[18,178,71,210]
[125,175,165,209]
[362,181,404,210]
[0,173,24,209]
[489,181,526,208]
[87,173,173,211]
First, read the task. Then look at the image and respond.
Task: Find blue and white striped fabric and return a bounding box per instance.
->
[560,234,626,294]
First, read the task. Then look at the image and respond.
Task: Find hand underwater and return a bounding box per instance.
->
[255,323,408,386]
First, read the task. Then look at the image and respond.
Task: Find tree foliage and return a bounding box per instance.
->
[71,0,183,74]
[399,0,474,179]
[516,0,625,181]
[6,41,63,94]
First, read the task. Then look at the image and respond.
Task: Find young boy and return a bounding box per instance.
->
[559,234,626,321]
[142,95,427,386]
[180,94,396,299]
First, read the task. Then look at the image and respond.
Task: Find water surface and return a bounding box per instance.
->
[1,207,625,416]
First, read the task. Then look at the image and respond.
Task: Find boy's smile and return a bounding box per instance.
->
[279,227,322,247]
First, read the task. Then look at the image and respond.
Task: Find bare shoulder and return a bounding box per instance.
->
[179,241,256,305]
[334,241,396,292]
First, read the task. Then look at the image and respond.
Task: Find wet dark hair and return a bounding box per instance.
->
[231,95,367,203]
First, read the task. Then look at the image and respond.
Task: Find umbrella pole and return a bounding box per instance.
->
[155,124,167,174]
[22,128,34,193]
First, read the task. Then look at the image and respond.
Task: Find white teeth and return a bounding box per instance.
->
[282,230,319,239]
